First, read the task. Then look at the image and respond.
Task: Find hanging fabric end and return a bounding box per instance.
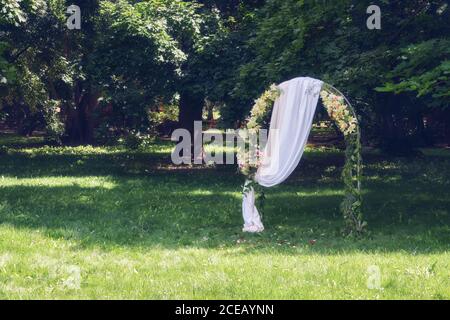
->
[242,180,265,233]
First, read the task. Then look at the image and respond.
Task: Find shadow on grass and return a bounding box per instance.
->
[0,133,449,254]
[1,177,449,255]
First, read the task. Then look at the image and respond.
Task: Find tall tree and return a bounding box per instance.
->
[0,0,67,138]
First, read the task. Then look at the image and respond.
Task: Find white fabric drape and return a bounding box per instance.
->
[242,77,323,233]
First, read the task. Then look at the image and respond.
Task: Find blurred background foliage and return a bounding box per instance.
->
[0,0,449,153]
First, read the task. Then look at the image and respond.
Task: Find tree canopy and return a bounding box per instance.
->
[1,0,449,150]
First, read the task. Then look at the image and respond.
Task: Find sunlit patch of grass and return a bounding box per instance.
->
[143,142,176,155]
[8,145,125,156]
[203,144,236,156]
[0,176,117,189]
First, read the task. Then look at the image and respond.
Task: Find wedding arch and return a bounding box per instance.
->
[238,77,365,236]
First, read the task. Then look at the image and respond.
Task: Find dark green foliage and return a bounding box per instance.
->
[217,0,450,149]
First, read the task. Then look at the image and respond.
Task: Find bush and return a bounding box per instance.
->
[123,131,155,150]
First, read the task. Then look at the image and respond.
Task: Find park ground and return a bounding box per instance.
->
[0,133,449,299]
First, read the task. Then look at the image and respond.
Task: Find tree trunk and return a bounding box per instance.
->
[413,109,429,147]
[445,110,450,146]
[178,92,204,135]
[379,94,401,152]
[379,94,415,155]
[178,91,204,159]
[65,84,100,145]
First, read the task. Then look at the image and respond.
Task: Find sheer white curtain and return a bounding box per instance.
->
[242,77,323,233]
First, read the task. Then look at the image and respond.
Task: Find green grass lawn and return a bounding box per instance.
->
[0,133,449,299]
